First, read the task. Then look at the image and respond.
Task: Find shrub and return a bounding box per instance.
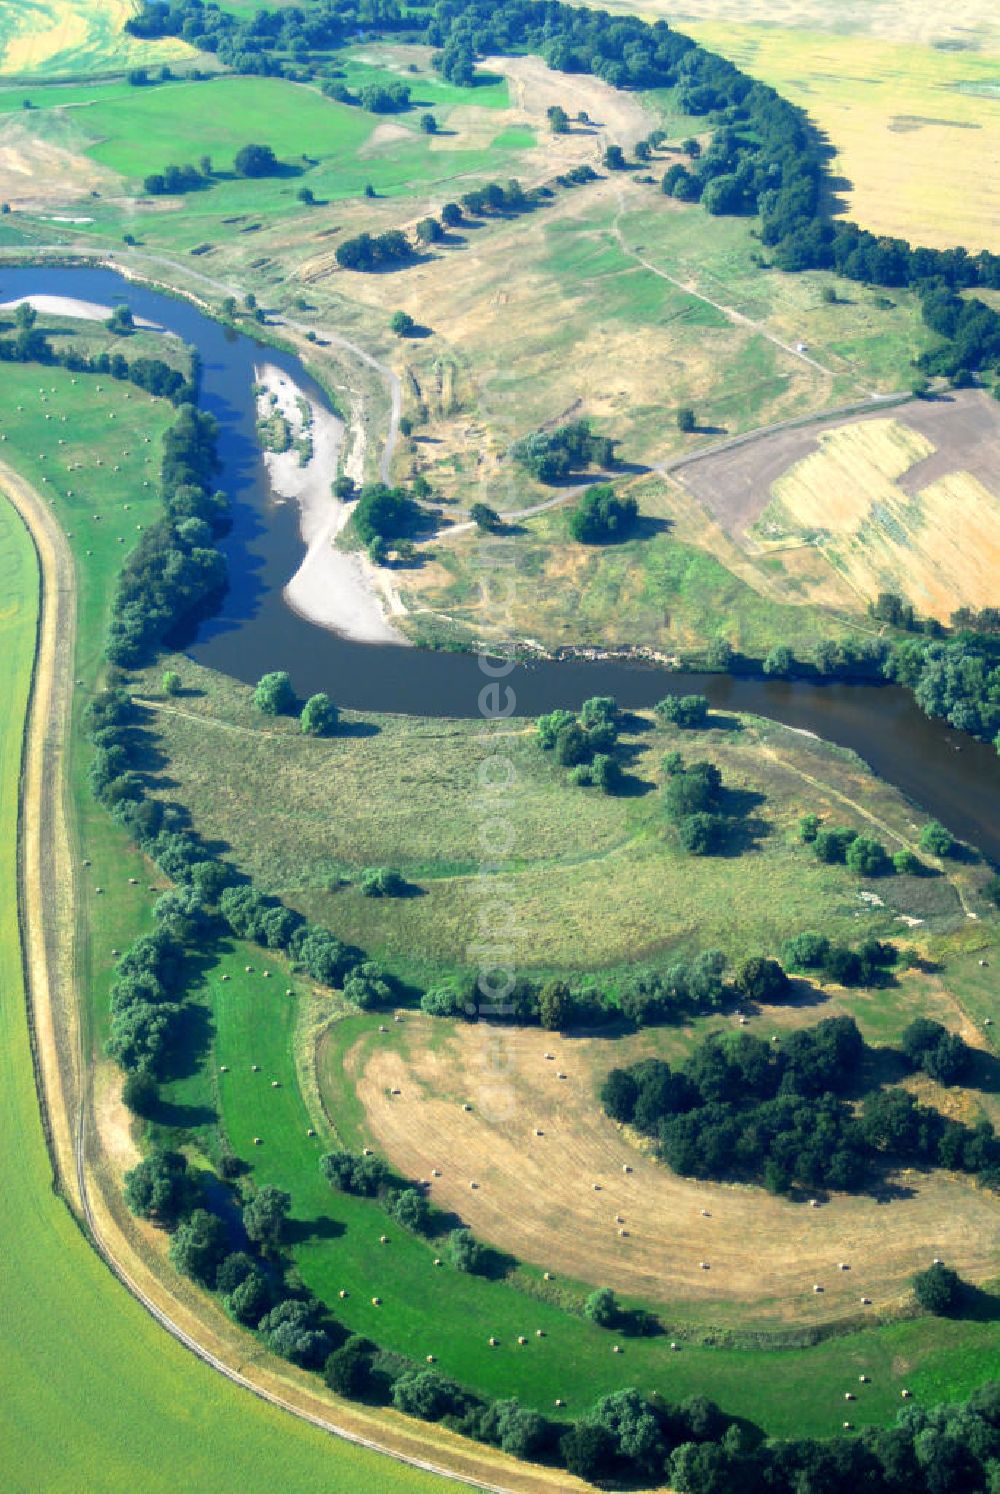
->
[168,1208,228,1286]
[226,1269,271,1325]
[677,811,726,855]
[234,143,279,177]
[300,692,338,735]
[253,670,295,715]
[845,834,892,877]
[121,1068,159,1116]
[320,1150,387,1197]
[913,1262,961,1315]
[360,867,406,897]
[919,820,955,857]
[893,848,923,875]
[391,1187,431,1233]
[258,1299,330,1366]
[447,1227,488,1274]
[584,1287,620,1327]
[655,693,709,728]
[568,484,637,543]
[733,956,789,1003]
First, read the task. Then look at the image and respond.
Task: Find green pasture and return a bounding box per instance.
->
[147,942,1000,1438]
[0,492,441,1492]
[131,661,970,984]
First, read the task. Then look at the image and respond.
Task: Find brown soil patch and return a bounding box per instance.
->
[676,387,1000,539]
[0,115,112,208]
[349,1015,1000,1320]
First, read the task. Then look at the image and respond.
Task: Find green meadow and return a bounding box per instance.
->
[0,488,441,1492]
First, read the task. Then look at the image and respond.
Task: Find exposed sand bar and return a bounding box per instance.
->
[0,293,163,329]
[254,362,405,645]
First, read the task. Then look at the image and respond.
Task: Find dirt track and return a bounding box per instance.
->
[8,462,582,1494]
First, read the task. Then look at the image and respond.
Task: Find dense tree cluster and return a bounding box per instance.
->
[537,695,622,790]
[143,161,204,194]
[779,931,898,989]
[885,634,1000,748]
[349,481,426,545]
[512,418,615,483]
[568,483,638,544]
[0,315,194,403]
[655,693,709,728]
[106,403,228,667]
[602,1017,1000,1194]
[661,753,729,855]
[901,1018,971,1086]
[335,229,414,271]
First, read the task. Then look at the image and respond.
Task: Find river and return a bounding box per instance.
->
[2,263,997,860]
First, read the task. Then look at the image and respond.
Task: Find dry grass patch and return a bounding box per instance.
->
[0,0,193,78]
[344,1013,1000,1318]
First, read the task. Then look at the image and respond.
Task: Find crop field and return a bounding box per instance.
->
[600,0,1000,251]
[130,659,982,984]
[0,1,192,80]
[0,486,443,1492]
[329,1002,1000,1313]
[675,387,1000,621]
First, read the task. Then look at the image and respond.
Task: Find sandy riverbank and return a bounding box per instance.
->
[254,362,406,645]
[0,293,163,329]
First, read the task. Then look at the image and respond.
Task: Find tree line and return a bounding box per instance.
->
[0,306,196,403]
[602,1015,998,1195]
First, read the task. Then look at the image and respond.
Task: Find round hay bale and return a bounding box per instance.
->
[379,1234,388,1244]
[339,1289,348,1299]
[859,1375,869,1383]
[431,1168,441,1177]
[271,1080,280,1088]
[844,1392,855,1401]
[426,1355,435,1364]
[543,1272,552,1281]
[536,1329,544,1337]
[534,1128,543,1137]
[612,1345,621,1354]
[861,1297,872,1305]
[462,1102,472,1111]
[469,1181,478,1189]
[488,1337,498,1347]
[220,1065,229,1073]
[251,1064,260,1072]
[245,965,253,973]
[700,1261,709,1270]
[901,1389,911,1399]
[221,974,231,982]
[813,1284,824,1293]
[307,1128,316,1137]
[286,988,294,997]
[433,1258,442,1266]
[670,1342,679,1351]
[622,1164,632,1174]
[554,1399,565,1408]
[253,1137,262,1145]
[618,1228,629,1238]
[363,1147,373,1156]
[372,1297,381,1306]
[517,1336,526,1345]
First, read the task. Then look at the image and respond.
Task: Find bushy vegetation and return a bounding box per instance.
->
[568,484,638,544]
[349,482,426,546]
[779,932,899,989]
[537,695,622,791]
[335,230,414,272]
[512,419,615,484]
[602,1018,1000,1194]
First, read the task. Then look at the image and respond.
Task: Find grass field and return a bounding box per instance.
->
[324,1000,1000,1312]
[147,935,1000,1440]
[130,658,985,985]
[0,1,192,79]
[0,487,444,1492]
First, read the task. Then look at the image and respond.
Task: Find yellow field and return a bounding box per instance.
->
[761,417,1000,618]
[0,1,192,78]
[596,0,1000,251]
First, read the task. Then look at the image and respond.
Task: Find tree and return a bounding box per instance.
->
[913,1262,961,1315]
[324,1336,372,1397]
[390,310,415,337]
[538,979,572,1030]
[333,473,356,501]
[677,811,725,855]
[734,956,789,1003]
[547,104,569,133]
[845,834,891,877]
[216,1252,257,1295]
[258,1299,330,1366]
[894,848,923,875]
[656,693,709,728]
[591,752,620,793]
[392,1187,431,1233]
[123,1149,196,1226]
[568,484,638,544]
[242,1185,291,1256]
[480,1399,547,1458]
[440,201,463,227]
[360,867,406,897]
[253,670,295,715]
[447,1227,488,1273]
[320,1150,386,1197]
[420,113,437,133]
[226,1269,271,1325]
[920,820,955,857]
[469,501,503,532]
[300,692,338,736]
[392,1369,468,1421]
[169,1207,228,1285]
[706,636,733,669]
[162,669,181,696]
[603,144,626,170]
[676,406,696,433]
[799,813,820,843]
[763,645,794,676]
[122,1068,159,1117]
[234,143,279,177]
[560,1423,615,1481]
[297,186,315,204]
[584,1287,620,1327]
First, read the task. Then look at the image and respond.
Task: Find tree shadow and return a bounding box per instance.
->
[164,998,215,1082]
[335,717,380,740]
[950,1282,1000,1322]
[631,514,672,541]
[962,1047,1000,1095]
[150,1096,218,1129]
[285,1213,346,1244]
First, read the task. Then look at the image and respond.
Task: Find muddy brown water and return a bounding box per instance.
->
[4,266,997,861]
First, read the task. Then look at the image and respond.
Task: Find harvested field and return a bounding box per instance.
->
[0,0,192,78]
[346,1014,1000,1316]
[676,389,1000,618]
